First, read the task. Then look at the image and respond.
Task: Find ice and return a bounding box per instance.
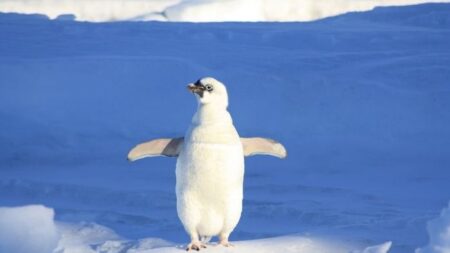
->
[0,204,393,253]
[0,3,450,253]
[56,225,389,253]
[0,0,179,21]
[0,205,59,253]
[416,202,450,253]
[361,241,392,253]
[1,0,450,22]
[165,0,450,22]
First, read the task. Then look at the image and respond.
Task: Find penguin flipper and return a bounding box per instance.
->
[241,137,287,159]
[128,137,184,161]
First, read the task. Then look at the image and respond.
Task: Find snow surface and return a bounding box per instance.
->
[164,0,450,22]
[0,205,391,253]
[1,0,450,22]
[416,202,450,253]
[362,242,393,253]
[0,205,59,253]
[1,3,450,253]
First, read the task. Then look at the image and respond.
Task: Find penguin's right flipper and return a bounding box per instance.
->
[128,137,184,161]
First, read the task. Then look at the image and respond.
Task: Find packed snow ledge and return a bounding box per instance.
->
[4,203,449,253]
[0,205,394,253]
[1,0,450,22]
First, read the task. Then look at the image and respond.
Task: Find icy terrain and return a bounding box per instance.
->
[416,202,450,253]
[1,3,450,253]
[1,0,450,22]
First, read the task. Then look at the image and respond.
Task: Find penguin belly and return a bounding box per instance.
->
[175,142,244,237]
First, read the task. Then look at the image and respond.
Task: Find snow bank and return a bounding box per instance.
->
[0,0,180,21]
[0,203,392,253]
[0,3,449,252]
[361,241,392,253]
[0,0,449,22]
[58,230,392,253]
[56,222,122,253]
[165,0,450,22]
[416,202,450,253]
[0,205,59,253]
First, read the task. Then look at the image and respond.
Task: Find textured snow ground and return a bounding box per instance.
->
[0,205,59,253]
[0,206,391,253]
[416,202,450,253]
[1,0,450,22]
[1,3,450,253]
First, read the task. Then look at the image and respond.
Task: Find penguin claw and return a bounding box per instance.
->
[186,242,207,251]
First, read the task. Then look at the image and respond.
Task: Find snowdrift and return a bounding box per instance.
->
[0,205,392,253]
[0,0,450,22]
[416,202,450,253]
[164,0,450,22]
[0,3,450,253]
[0,205,59,253]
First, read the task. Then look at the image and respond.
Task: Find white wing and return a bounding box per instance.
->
[127,137,184,161]
[241,137,287,158]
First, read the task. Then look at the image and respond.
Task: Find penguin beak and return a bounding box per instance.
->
[187,83,205,97]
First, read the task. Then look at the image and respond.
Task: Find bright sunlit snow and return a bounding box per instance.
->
[0,3,450,253]
[416,202,450,253]
[0,205,59,253]
[1,0,450,22]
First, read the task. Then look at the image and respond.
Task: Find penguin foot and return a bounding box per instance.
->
[218,240,234,247]
[186,241,207,251]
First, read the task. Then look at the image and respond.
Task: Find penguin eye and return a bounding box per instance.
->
[205,84,213,92]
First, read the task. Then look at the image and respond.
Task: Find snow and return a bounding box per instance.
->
[1,3,450,253]
[60,232,345,253]
[0,205,391,253]
[0,0,180,21]
[416,202,450,253]
[0,205,59,253]
[164,0,450,22]
[1,0,450,22]
[361,242,393,253]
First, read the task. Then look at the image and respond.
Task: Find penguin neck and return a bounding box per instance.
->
[192,103,232,126]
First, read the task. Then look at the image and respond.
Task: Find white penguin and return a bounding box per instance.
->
[128,77,286,251]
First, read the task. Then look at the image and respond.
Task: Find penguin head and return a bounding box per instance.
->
[187,77,228,107]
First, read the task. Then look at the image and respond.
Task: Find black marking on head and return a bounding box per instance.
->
[194,79,202,86]
[192,79,206,97]
[192,79,204,98]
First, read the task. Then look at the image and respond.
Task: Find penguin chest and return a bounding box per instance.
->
[175,141,244,235]
[176,142,244,198]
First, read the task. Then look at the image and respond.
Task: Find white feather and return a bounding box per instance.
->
[176,77,244,239]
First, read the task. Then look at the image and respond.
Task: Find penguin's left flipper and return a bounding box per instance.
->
[128,137,184,161]
[241,137,287,159]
